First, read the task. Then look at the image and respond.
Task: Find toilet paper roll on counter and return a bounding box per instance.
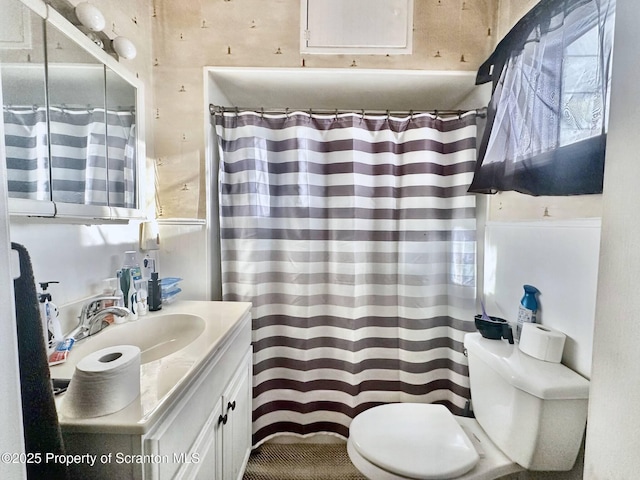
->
[518,323,566,363]
[62,345,141,418]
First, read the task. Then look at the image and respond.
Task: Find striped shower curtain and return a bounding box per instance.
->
[215,110,478,446]
[4,106,136,207]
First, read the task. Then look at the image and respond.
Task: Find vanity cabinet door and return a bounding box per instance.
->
[192,404,223,480]
[221,349,252,480]
[176,396,224,480]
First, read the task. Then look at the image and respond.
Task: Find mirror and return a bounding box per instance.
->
[105,67,137,209]
[1,0,143,219]
[0,0,49,201]
[46,18,108,206]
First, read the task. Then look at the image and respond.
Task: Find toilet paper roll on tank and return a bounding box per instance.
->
[518,322,566,363]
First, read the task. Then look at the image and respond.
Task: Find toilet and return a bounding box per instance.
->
[347,332,590,480]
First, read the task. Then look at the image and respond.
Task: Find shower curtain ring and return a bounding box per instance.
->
[261,107,265,118]
[334,109,339,121]
[285,108,290,118]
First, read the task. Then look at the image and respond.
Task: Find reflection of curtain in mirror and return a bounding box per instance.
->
[3,107,51,200]
[106,111,136,208]
[50,107,107,205]
[4,106,136,208]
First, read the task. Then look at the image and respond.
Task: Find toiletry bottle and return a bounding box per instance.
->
[137,280,148,316]
[148,272,162,311]
[143,254,156,281]
[121,250,142,307]
[137,291,148,316]
[115,271,125,306]
[38,281,61,354]
[516,285,540,342]
[101,278,117,324]
[128,269,138,321]
[114,270,127,324]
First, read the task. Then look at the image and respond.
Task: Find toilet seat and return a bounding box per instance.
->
[348,403,523,480]
[349,404,479,479]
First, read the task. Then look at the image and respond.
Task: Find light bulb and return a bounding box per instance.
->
[75,2,106,32]
[112,36,137,60]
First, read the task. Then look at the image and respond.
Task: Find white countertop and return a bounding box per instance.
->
[50,300,252,434]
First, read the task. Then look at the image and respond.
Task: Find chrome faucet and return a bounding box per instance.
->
[69,296,129,342]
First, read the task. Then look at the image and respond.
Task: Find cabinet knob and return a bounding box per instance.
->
[218,413,228,425]
[228,400,236,411]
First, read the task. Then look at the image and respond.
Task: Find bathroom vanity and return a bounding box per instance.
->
[50,301,253,480]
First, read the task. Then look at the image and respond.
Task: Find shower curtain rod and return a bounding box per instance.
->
[210,104,487,119]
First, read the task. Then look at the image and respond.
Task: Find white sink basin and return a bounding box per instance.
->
[92,313,205,363]
[51,313,205,377]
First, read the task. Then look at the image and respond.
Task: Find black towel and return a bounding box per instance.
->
[12,243,68,480]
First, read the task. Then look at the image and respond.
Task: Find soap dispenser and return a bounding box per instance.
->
[516,284,540,342]
[38,281,61,353]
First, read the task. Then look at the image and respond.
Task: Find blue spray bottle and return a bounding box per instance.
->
[516,285,539,342]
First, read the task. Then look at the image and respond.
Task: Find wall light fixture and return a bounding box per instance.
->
[112,36,137,59]
[74,2,106,32]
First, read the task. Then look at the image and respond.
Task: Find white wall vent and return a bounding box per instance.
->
[301,0,413,55]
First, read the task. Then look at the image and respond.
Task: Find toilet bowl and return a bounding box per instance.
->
[347,403,523,480]
[347,333,590,480]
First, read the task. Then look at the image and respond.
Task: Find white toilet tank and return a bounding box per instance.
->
[464,332,589,471]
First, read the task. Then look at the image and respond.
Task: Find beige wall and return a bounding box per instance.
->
[151,0,498,219]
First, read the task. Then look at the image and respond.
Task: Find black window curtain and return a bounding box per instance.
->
[468,0,616,196]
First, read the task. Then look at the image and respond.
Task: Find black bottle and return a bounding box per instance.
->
[148,272,162,311]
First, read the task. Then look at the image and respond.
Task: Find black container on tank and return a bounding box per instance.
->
[474,315,514,344]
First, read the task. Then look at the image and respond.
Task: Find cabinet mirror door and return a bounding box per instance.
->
[0,0,49,201]
[105,67,137,209]
[46,19,108,206]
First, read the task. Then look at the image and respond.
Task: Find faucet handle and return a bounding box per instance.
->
[80,295,122,321]
[94,295,121,308]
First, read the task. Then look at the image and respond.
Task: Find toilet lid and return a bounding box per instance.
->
[350,403,480,480]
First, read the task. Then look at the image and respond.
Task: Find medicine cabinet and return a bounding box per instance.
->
[1,0,145,221]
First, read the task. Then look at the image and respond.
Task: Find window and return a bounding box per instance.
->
[468,0,616,196]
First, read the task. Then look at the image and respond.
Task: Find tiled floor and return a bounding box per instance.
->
[243,443,367,480]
